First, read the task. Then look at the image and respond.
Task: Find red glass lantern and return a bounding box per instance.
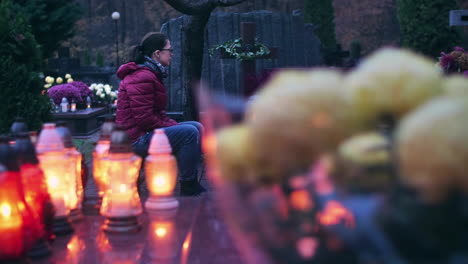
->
[0,138,42,262]
[14,133,55,257]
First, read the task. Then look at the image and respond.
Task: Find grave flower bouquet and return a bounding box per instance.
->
[47,81,93,107]
[437,46,468,76]
[89,83,117,104]
[200,48,468,264]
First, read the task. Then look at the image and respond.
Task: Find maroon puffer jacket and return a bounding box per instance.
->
[115,62,178,142]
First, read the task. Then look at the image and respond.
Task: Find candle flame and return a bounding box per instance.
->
[155,227,167,238]
[119,184,127,193]
[0,204,11,217]
[48,176,59,188]
[153,176,166,187]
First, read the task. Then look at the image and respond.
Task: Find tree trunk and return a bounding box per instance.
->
[182,13,211,121]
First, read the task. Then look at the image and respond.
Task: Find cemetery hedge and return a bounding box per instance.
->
[14,0,83,59]
[0,0,51,134]
[304,0,337,49]
[397,0,461,57]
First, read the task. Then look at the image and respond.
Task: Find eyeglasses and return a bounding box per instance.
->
[160,48,173,53]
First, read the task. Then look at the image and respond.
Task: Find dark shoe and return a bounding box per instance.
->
[180,179,207,196]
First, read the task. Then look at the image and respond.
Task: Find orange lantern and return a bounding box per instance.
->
[56,122,83,221]
[36,123,74,235]
[92,118,115,206]
[13,133,54,258]
[100,127,142,233]
[0,138,42,262]
[145,129,178,210]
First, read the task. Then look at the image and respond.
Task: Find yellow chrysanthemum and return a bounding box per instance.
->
[442,75,468,97]
[397,97,468,203]
[246,69,358,181]
[344,48,443,129]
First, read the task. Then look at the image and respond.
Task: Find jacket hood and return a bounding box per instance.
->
[117,62,144,80]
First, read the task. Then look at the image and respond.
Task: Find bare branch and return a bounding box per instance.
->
[215,0,246,7]
[163,0,246,15]
[162,0,214,15]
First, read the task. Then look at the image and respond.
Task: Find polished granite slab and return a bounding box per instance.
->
[33,194,245,264]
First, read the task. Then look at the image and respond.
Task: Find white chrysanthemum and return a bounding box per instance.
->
[96,90,102,96]
[110,92,117,98]
[65,73,71,79]
[67,78,73,83]
[344,48,443,128]
[397,97,468,203]
[56,77,63,84]
[100,93,105,98]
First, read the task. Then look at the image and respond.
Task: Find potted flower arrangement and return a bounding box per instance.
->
[45,74,93,109]
[88,83,117,106]
[437,46,468,76]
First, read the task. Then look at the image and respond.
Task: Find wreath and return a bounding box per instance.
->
[209,38,271,61]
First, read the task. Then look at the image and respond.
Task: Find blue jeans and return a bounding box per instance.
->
[132,121,203,181]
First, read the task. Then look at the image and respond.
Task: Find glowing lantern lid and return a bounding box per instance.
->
[148,129,172,155]
[12,133,38,165]
[100,118,116,141]
[10,117,28,139]
[36,123,64,154]
[109,126,133,153]
[0,136,19,172]
[55,121,74,148]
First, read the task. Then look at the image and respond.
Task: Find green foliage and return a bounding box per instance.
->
[397,0,462,58]
[15,0,83,59]
[96,51,104,67]
[209,38,271,61]
[0,0,51,134]
[304,0,337,49]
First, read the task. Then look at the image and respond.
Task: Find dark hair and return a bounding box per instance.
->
[130,32,168,64]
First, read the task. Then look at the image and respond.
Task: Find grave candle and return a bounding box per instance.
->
[145,129,178,210]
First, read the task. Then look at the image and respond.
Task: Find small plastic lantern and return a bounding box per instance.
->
[36,123,74,236]
[60,97,69,113]
[145,129,178,210]
[56,122,83,221]
[100,127,142,233]
[0,141,41,262]
[10,117,28,139]
[86,96,92,109]
[93,118,115,205]
[14,133,54,258]
[70,100,77,112]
